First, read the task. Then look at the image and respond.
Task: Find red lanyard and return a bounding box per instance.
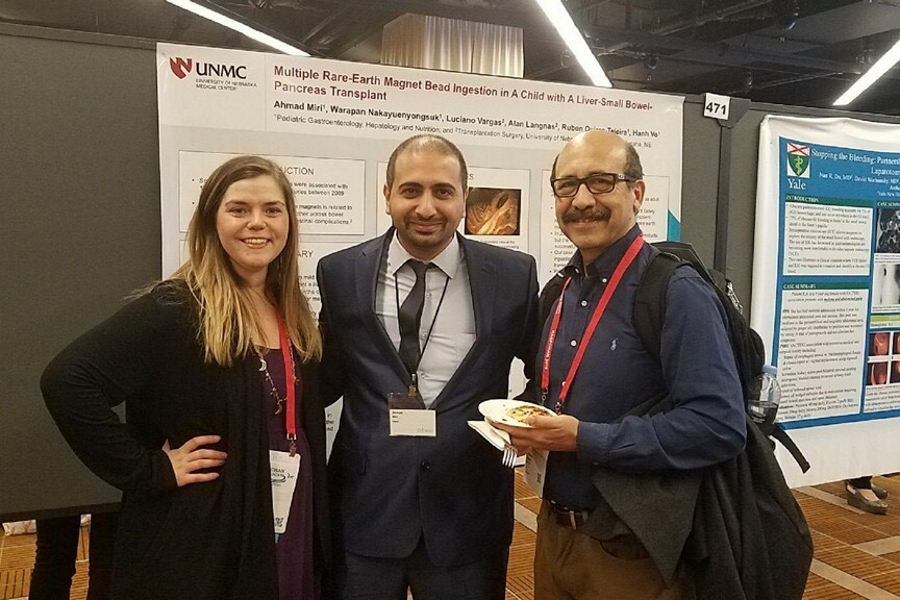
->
[542,235,644,413]
[275,313,297,454]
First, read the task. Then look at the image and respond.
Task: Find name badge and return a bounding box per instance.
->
[387,391,436,437]
[524,449,548,497]
[270,450,300,534]
[389,409,437,437]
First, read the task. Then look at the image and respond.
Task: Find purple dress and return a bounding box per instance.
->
[261,349,319,600]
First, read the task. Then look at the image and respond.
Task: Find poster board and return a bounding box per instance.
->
[752,115,900,486]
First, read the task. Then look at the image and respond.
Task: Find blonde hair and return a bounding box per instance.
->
[169,155,322,366]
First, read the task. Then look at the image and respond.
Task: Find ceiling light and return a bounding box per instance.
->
[165,0,309,56]
[834,36,900,106]
[534,0,612,87]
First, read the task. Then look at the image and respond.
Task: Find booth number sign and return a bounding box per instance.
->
[703,93,730,121]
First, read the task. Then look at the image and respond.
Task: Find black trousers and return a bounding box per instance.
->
[29,512,118,600]
[335,534,509,600]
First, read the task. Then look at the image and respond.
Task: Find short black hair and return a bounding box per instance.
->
[385,134,468,190]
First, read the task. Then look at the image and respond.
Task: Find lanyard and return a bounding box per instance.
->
[542,235,644,414]
[275,313,297,455]
[394,266,451,384]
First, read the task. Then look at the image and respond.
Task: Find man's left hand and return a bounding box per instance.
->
[492,414,579,454]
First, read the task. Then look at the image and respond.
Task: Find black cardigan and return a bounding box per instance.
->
[41,282,330,600]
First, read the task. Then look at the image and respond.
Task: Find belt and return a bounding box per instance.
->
[549,501,591,529]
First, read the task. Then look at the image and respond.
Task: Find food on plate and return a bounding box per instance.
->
[506,403,553,423]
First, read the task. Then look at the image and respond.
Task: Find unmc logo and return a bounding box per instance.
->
[197,62,248,79]
[170,57,192,79]
[169,57,248,80]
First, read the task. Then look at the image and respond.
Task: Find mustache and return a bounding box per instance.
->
[561,207,610,224]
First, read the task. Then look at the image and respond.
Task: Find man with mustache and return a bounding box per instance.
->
[317,134,540,599]
[494,130,746,599]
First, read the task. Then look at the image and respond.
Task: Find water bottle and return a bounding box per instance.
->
[749,365,781,425]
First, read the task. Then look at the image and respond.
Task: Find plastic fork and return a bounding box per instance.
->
[502,444,517,469]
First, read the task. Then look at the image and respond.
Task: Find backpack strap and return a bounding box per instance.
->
[633,252,692,363]
[770,425,812,473]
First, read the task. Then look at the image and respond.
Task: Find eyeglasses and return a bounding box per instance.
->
[550,173,636,198]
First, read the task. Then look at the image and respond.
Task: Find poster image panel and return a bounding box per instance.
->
[872,261,900,311]
[462,167,530,252]
[875,207,900,254]
[466,188,521,236]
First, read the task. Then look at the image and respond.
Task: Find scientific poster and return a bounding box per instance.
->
[753,115,900,486]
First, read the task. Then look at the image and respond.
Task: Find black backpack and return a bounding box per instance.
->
[539,240,809,471]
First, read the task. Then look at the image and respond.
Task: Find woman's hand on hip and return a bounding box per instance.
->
[162,435,227,487]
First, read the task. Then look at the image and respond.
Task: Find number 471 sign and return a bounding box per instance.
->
[703,93,731,121]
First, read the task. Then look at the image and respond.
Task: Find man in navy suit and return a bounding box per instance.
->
[317,134,540,600]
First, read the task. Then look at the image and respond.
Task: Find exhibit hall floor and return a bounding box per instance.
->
[2,472,900,599]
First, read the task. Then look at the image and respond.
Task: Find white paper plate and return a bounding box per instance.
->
[478,399,555,428]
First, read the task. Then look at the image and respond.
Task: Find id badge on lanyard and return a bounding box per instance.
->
[388,386,436,437]
[270,450,300,535]
[386,264,448,438]
[271,313,300,537]
[524,449,548,497]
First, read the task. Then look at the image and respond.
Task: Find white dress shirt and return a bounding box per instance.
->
[375,233,476,408]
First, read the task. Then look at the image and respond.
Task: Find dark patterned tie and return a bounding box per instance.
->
[398,260,430,375]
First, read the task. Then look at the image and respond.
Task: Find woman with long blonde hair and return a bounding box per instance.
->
[42,155,329,599]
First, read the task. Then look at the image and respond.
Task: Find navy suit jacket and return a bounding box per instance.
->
[317,230,540,566]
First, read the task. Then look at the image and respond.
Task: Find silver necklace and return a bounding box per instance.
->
[255,346,296,415]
